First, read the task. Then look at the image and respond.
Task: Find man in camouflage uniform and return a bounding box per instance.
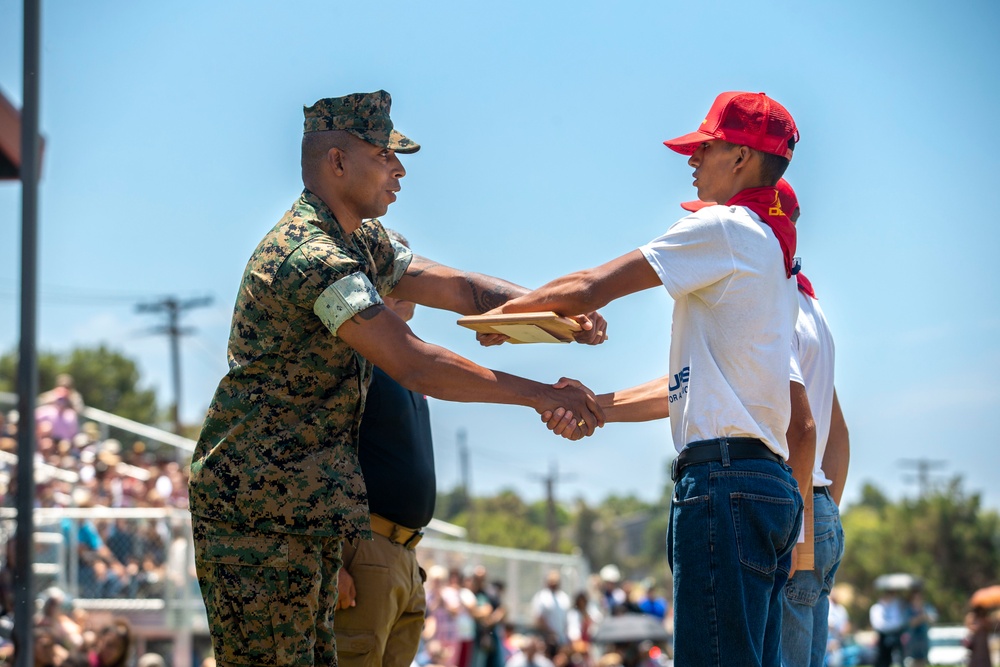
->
[188,90,607,667]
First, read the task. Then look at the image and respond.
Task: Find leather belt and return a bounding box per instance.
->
[671,437,783,482]
[370,513,424,550]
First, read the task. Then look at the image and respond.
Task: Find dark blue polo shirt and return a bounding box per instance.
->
[358,367,436,529]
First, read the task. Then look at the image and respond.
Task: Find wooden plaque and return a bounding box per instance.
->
[457,312,581,344]
[796,494,815,571]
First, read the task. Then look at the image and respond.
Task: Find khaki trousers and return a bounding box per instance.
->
[334,533,426,667]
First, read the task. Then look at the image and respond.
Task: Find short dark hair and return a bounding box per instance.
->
[301,129,354,186]
[757,150,790,186]
[722,139,792,186]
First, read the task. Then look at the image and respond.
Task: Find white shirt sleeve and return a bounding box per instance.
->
[639,209,735,303]
[790,336,804,386]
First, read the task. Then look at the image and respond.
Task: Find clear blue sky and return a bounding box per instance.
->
[1,1,998,511]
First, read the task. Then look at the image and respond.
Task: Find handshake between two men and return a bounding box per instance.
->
[469,258,672,442]
[472,308,611,441]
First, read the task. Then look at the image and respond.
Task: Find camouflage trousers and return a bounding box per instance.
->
[192,515,344,666]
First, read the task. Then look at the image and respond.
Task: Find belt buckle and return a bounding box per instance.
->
[403,530,424,549]
[670,457,679,483]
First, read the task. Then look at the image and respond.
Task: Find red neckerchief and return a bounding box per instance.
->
[796,272,816,299]
[725,186,797,278]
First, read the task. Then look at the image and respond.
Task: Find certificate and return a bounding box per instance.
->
[456,312,581,344]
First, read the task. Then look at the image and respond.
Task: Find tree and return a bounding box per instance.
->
[427,469,999,628]
[437,486,472,522]
[433,459,678,580]
[837,478,1000,625]
[570,489,673,581]
[0,345,160,424]
[441,489,555,551]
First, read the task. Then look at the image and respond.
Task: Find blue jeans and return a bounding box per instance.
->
[668,457,802,667]
[780,488,845,667]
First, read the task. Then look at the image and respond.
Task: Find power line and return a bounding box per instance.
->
[456,428,478,542]
[188,334,231,377]
[136,295,212,434]
[0,281,154,305]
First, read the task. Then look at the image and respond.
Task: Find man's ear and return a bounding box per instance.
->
[732,145,752,173]
[326,146,347,175]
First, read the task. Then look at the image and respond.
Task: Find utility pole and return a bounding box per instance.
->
[14,2,42,665]
[457,428,475,542]
[899,458,948,498]
[136,295,212,434]
[531,461,576,552]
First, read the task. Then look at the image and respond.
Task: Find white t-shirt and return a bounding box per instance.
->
[789,288,837,487]
[828,600,849,639]
[640,205,798,459]
[870,598,906,633]
[531,587,571,644]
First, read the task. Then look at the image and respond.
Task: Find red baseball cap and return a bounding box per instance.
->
[775,178,799,216]
[664,92,799,160]
[680,178,799,215]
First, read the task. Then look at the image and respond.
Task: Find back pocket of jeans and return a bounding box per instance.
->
[730,492,798,576]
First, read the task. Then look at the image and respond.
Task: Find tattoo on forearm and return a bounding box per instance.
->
[406,256,441,278]
[465,274,517,313]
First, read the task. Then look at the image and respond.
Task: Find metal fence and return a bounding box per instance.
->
[0,507,587,666]
[416,536,589,627]
[0,393,591,664]
[0,507,208,666]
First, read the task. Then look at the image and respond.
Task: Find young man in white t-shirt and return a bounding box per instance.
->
[782,276,849,667]
[530,570,571,658]
[773,181,850,667]
[493,91,804,666]
[681,178,851,666]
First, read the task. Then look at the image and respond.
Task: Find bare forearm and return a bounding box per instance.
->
[461,270,528,314]
[822,390,850,505]
[786,382,816,502]
[395,255,528,314]
[386,337,546,408]
[787,437,815,502]
[497,270,603,317]
[787,382,816,572]
[597,375,671,423]
[497,251,660,317]
[339,304,604,431]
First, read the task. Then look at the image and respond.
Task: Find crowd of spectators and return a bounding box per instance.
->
[418,562,672,667]
[0,588,143,667]
[1,375,190,510]
[0,376,194,609]
[2,379,676,666]
[0,587,181,667]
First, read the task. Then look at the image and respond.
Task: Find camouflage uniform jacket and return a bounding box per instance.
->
[188,189,412,539]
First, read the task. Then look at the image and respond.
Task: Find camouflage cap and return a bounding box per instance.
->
[303,90,420,154]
